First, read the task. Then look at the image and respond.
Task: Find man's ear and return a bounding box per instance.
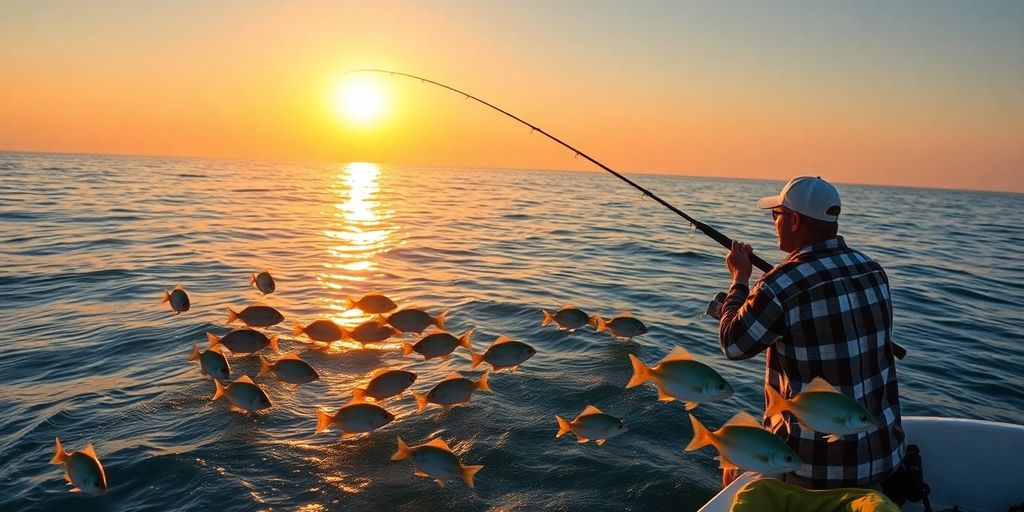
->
[790,213,803,233]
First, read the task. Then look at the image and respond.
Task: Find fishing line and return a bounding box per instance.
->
[347,69,774,272]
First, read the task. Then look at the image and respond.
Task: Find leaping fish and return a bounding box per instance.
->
[345,292,398,314]
[541,305,594,331]
[591,312,648,339]
[555,405,627,445]
[626,347,733,410]
[352,368,418,402]
[50,437,107,495]
[251,270,276,294]
[189,343,230,380]
[470,336,536,371]
[392,437,483,489]
[765,377,878,442]
[685,412,801,475]
[315,396,395,439]
[227,304,284,327]
[413,371,490,413]
[162,284,190,314]
[212,375,273,414]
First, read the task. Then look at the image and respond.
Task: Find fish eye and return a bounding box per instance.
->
[860,415,869,422]
[717,383,726,390]
[785,455,793,463]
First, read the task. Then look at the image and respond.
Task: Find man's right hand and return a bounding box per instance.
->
[726,240,753,285]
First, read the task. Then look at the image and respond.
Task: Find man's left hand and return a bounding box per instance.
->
[726,240,753,285]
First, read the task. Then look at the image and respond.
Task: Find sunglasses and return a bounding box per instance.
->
[771,210,792,220]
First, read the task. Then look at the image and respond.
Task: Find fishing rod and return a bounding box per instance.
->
[347,69,774,273]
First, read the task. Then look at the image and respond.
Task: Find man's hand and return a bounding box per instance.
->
[726,240,753,285]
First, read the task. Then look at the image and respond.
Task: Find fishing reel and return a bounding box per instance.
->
[703,292,728,321]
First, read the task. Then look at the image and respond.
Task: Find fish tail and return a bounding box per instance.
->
[391,436,412,461]
[50,437,67,465]
[461,464,484,489]
[413,393,428,413]
[626,354,652,388]
[339,326,350,341]
[189,344,201,362]
[250,273,257,285]
[344,296,358,310]
[764,385,788,421]
[590,315,606,332]
[459,329,473,350]
[206,332,221,350]
[352,388,367,402]
[161,290,170,304]
[212,379,226,401]
[257,355,273,377]
[434,311,447,330]
[470,350,484,369]
[685,414,713,452]
[401,342,414,357]
[267,335,279,352]
[315,408,335,434]
[555,416,572,438]
[226,307,239,324]
[292,322,305,337]
[476,371,491,392]
[541,310,554,326]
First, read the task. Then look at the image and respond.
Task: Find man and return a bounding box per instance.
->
[718,176,905,489]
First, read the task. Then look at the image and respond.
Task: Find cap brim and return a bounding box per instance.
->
[757,195,783,210]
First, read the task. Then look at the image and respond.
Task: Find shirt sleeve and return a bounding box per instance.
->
[718,280,785,360]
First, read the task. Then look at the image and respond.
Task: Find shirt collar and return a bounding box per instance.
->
[784,236,846,262]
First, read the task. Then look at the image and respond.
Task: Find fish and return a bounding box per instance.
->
[413,371,490,413]
[470,336,536,371]
[251,270,276,294]
[402,329,473,360]
[392,437,484,489]
[162,284,190,314]
[685,412,802,474]
[50,437,107,495]
[212,375,273,413]
[189,343,230,380]
[591,312,648,339]
[541,305,594,331]
[258,353,319,385]
[386,308,446,333]
[353,368,418,402]
[293,319,347,343]
[345,292,398,314]
[555,405,627,445]
[764,377,879,442]
[207,329,278,355]
[626,347,733,410]
[315,396,396,439]
[227,304,284,327]
[345,319,402,347]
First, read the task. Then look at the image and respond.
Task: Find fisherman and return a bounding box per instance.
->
[718,176,906,490]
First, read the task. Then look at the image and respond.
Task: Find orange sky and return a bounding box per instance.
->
[1,1,1022,192]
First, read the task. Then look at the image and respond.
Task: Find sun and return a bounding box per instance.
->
[332,78,387,125]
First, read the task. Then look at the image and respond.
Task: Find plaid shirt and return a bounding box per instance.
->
[719,236,905,488]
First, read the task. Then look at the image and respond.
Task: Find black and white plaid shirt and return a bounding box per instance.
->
[719,236,905,488]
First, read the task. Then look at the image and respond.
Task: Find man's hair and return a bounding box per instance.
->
[799,214,839,239]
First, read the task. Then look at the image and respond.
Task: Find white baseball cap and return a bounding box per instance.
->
[757,176,841,222]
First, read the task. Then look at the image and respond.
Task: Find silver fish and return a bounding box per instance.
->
[258,353,319,385]
[556,405,627,445]
[227,305,284,327]
[470,336,536,371]
[541,305,593,331]
[207,329,279,355]
[392,437,483,489]
[213,375,272,413]
[162,284,190,314]
[403,329,473,360]
[251,270,276,294]
[765,377,878,441]
[353,369,418,402]
[315,398,395,439]
[414,372,490,413]
[189,343,230,380]
[626,347,733,410]
[685,412,801,474]
[50,437,107,495]
[386,308,446,333]
[591,313,648,339]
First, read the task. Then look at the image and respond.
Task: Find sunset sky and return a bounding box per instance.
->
[2,0,1022,192]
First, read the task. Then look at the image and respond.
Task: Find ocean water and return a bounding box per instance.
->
[1,152,1021,511]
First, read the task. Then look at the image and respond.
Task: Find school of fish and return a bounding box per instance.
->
[52,277,881,497]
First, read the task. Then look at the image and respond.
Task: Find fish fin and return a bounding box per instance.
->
[402,342,414,357]
[228,405,247,414]
[369,368,391,378]
[459,329,474,349]
[226,307,239,324]
[414,469,429,477]
[69,487,81,493]
[590,315,606,332]
[493,335,513,345]
[236,375,255,385]
[541,310,553,326]
[476,371,491,392]
[461,464,484,489]
[212,379,226,401]
[824,434,841,443]
[257,355,273,377]
[656,386,676,403]
[391,436,412,460]
[189,344,201,362]
[433,311,447,330]
[341,431,358,440]
[764,385,789,420]
[685,402,699,411]
[617,311,632,317]
[716,455,739,470]
[413,393,428,413]
[555,415,573,438]
[435,479,447,488]
[206,332,221,350]
[424,438,452,451]
[292,322,305,337]
[626,354,651,388]
[81,443,98,459]
[352,388,367,402]
[50,437,67,465]
[315,408,335,434]
[250,273,257,285]
[805,376,841,394]
[470,350,484,369]
[64,472,72,483]
[161,290,170,303]
[663,346,696,362]
[443,371,463,380]
[595,439,606,446]
[278,352,301,360]
[579,405,603,416]
[576,436,589,444]
[344,296,358,310]
[723,411,764,429]
[685,414,713,452]
[267,335,279,352]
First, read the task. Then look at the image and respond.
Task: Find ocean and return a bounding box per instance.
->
[1,152,1021,511]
